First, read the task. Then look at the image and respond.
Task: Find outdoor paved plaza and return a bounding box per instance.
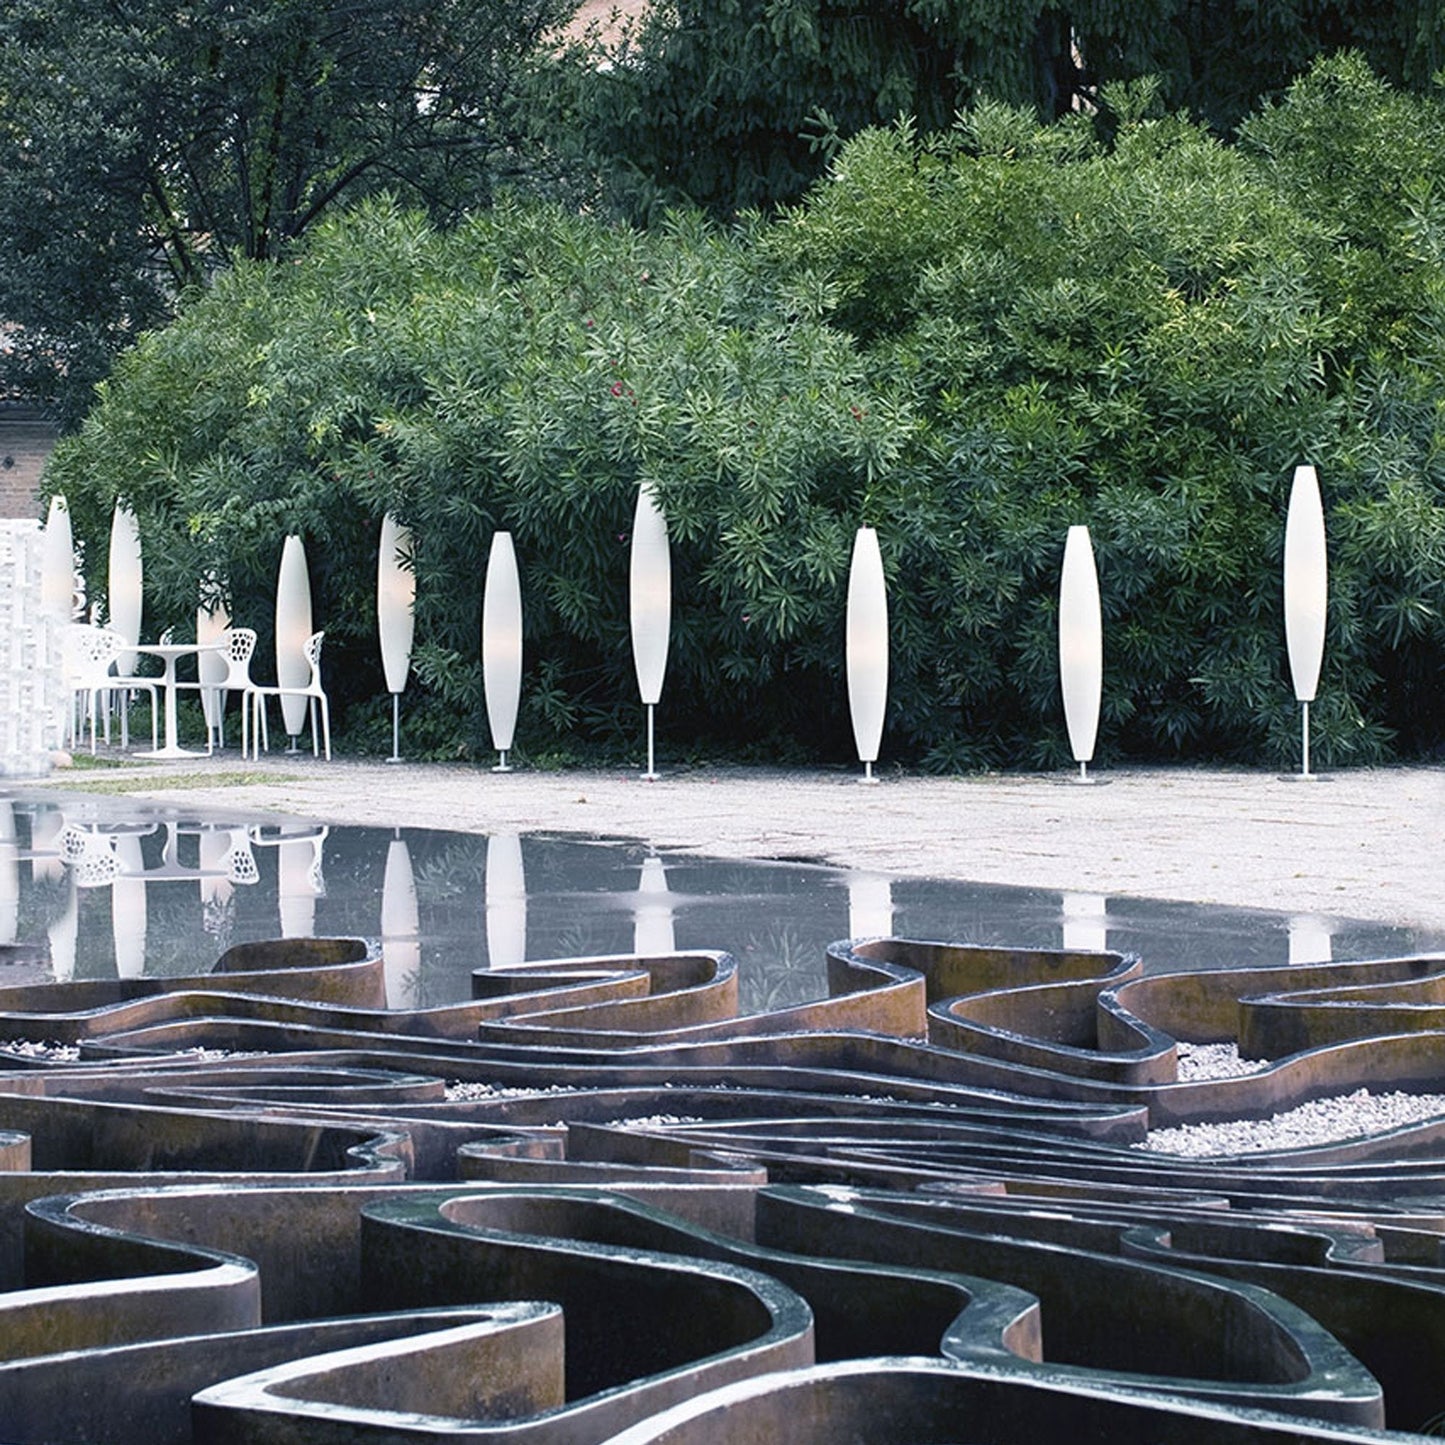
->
[41,755,1445,932]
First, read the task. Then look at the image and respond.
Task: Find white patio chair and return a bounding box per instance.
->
[250,630,331,761]
[61,624,159,753]
[174,626,259,754]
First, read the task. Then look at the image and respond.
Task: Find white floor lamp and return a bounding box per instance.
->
[1058,524,1102,782]
[108,503,143,675]
[274,536,313,751]
[377,514,415,764]
[41,494,73,620]
[482,531,523,772]
[1284,463,1327,778]
[846,526,888,783]
[630,482,670,780]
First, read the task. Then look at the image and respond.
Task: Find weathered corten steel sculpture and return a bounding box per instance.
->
[1,934,1445,1441]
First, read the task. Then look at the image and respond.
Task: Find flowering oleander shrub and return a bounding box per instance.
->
[46,56,1445,767]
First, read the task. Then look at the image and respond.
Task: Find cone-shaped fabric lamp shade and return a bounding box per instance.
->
[377,515,415,695]
[41,494,73,619]
[1284,464,1327,704]
[196,579,230,738]
[846,526,888,779]
[482,531,523,768]
[630,482,671,779]
[1058,525,1102,775]
[1284,463,1328,777]
[274,536,313,740]
[108,503,143,673]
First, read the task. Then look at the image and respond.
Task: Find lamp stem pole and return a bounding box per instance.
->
[1301,700,1311,778]
[1079,759,1088,783]
[388,694,401,764]
[494,749,511,773]
[644,703,657,780]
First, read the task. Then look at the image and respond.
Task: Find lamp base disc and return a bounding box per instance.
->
[492,764,513,774]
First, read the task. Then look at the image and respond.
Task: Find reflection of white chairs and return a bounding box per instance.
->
[61,625,159,753]
[250,630,331,760]
[175,626,259,754]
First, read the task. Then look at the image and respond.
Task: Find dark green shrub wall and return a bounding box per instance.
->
[46,56,1445,768]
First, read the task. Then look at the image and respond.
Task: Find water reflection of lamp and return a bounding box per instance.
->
[634,854,676,957]
[276,829,326,938]
[377,514,415,764]
[30,806,66,884]
[0,803,18,946]
[1284,464,1327,778]
[108,502,143,675]
[1062,892,1108,952]
[48,875,77,982]
[846,526,888,783]
[382,833,421,1009]
[629,482,670,781]
[1288,914,1332,964]
[485,832,526,969]
[1059,525,1102,783]
[482,531,522,773]
[847,871,894,941]
[274,535,314,750]
[111,833,147,978]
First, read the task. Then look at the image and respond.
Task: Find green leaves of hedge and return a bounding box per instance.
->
[46,55,1445,768]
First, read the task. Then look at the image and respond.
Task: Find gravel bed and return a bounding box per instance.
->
[1139,1088,1445,1156]
[1175,1041,1271,1081]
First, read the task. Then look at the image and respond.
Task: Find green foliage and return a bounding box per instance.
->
[561,0,1445,221]
[0,0,586,423]
[46,57,1445,769]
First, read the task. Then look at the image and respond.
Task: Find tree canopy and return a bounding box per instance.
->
[0,0,583,422]
[563,0,1445,220]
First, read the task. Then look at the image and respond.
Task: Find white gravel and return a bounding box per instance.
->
[1175,1042,1271,1081]
[1139,1088,1445,1156]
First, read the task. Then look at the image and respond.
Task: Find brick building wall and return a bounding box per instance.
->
[0,405,57,520]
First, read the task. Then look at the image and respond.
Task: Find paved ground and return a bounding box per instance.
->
[29,752,1445,932]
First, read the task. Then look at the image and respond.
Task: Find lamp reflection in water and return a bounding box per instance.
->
[110,833,147,978]
[634,854,675,957]
[845,526,888,784]
[482,532,522,773]
[382,832,421,1008]
[1058,525,1102,783]
[1284,463,1328,778]
[257,825,327,938]
[485,833,527,969]
[1289,914,1333,964]
[0,804,17,946]
[847,871,894,941]
[1062,892,1108,952]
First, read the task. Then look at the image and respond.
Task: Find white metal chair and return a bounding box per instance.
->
[175,626,259,754]
[250,630,331,760]
[61,624,159,753]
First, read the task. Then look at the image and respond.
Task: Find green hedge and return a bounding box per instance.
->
[46,55,1445,768]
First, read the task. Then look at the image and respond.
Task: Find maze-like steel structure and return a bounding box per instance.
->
[2,932,1445,1443]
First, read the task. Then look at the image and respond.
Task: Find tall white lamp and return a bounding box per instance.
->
[41,494,74,620]
[274,535,313,751]
[846,526,888,782]
[108,503,143,674]
[196,575,230,748]
[482,531,523,772]
[630,481,670,780]
[377,514,415,764]
[1284,463,1327,778]
[1058,524,1102,782]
